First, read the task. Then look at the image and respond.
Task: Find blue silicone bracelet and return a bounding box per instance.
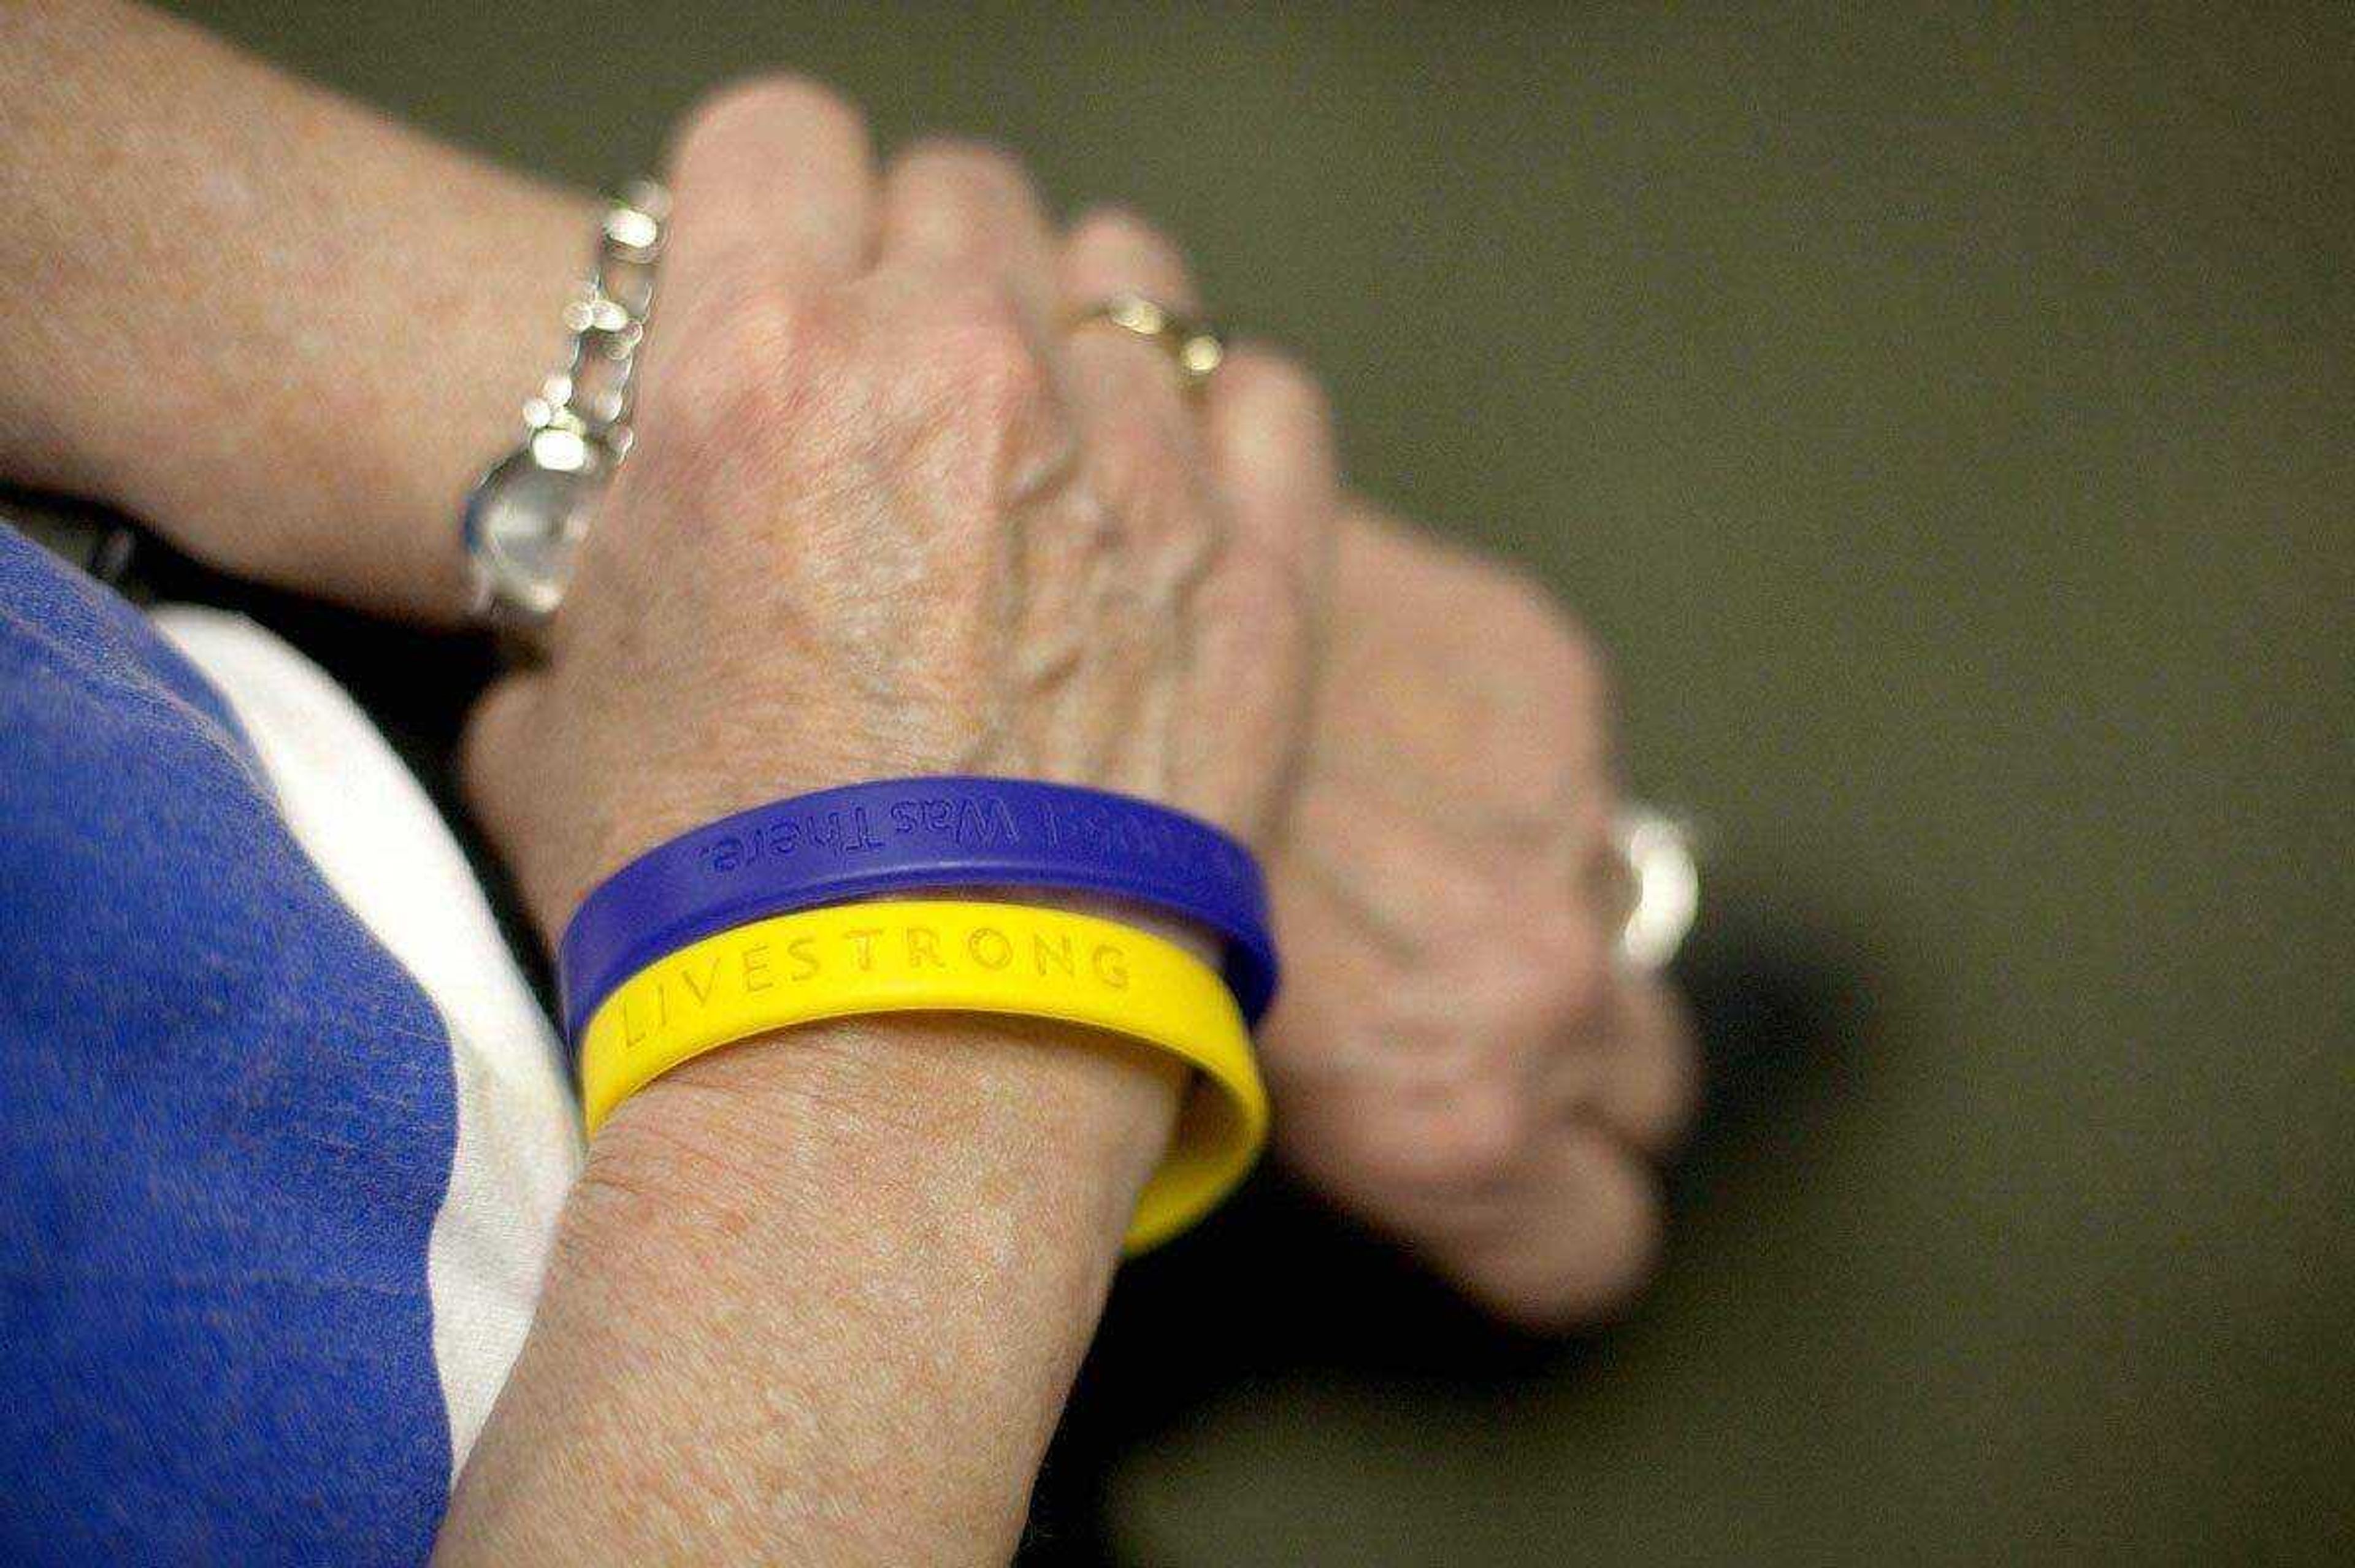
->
[557,777,1279,1041]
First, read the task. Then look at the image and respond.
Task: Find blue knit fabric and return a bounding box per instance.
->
[0,526,459,1564]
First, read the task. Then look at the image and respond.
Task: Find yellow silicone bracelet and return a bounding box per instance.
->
[577,898,1269,1253]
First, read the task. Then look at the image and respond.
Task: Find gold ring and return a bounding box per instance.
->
[1071,294,1224,390]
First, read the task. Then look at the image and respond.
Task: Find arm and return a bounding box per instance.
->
[0,0,588,620]
[2,0,1693,1344]
[443,1015,1181,1561]
[4,12,1320,1557]
[434,83,1338,1559]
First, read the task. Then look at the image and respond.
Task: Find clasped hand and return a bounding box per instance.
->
[467,80,1693,1328]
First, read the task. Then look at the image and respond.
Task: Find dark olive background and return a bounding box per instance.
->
[160,2,2353,1562]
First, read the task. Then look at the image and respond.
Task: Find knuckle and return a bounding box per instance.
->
[1203,539,1311,647]
[909,281,1049,416]
[1475,564,1612,725]
[1219,345,1331,435]
[1369,1080,1532,1195]
[701,279,812,376]
[1551,618,1612,719]
[676,74,866,162]
[1069,204,1181,269]
[1631,1032,1704,1156]
[1088,405,1187,522]
[1513,906,1616,1038]
[895,136,1028,194]
[1469,1179,1663,1331]
[645,281,824,458]
[1618,985,1703,1155]
[885,283,1062,510]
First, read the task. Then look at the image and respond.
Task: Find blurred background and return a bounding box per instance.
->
[155,2,2355,1562]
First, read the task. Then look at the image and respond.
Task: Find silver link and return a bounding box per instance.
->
[525,183,668,451]
[464,179,668,647]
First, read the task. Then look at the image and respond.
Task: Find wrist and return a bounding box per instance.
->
[448,1012,1181,1564]
[571,885,1210,1206]
[0,0,599,622]
[166,178,597,624]
[92,183,593,625]
[576,1009,1184,1271]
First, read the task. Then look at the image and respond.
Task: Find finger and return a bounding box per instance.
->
[1200,342,1339,597]
[1427,1125,1666,1329]
[1031,209,1217,792]
[1061,204,1201,313]
[1051,208,1220,622]
[656,77,878,331]
[877,139,1060,339]
[1585,977,1701,1158]
[1059,207,1203,432]
[1264,988,1668,1330]
[458,674,559,936]
[1184,338,1338,832]
[1260,847,1563,1208]
[1260,794,1607,1192]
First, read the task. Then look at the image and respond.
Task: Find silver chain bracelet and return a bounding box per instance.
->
[461,180,669,649]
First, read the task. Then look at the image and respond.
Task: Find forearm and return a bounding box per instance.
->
[439,1016,1180,1564]
[1,4,1418,629]
[0,0,589,620]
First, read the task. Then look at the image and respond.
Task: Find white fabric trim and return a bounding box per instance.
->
[153,607,580,1478]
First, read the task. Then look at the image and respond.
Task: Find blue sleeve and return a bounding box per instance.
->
[0,526,461,1566]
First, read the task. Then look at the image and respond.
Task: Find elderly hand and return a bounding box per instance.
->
[10,0,1687,1333]
[1262,507,1698,1326]
[1069,228,1697,1325]
[463,86,1336,968]
[442,82,1346,1561]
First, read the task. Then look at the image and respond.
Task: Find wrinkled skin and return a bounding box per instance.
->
[1262,507,1698,1326]
[2,0,1697,1329]
[442,85,1353,1561]
[459,91,1699,1323]
[464,93,1338,957]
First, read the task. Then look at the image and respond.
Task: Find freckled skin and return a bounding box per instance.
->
[1263,508,1699,1327]
[437,85,1340,1565]
[4,4,1697,1553]
[0,10,1690,1329]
